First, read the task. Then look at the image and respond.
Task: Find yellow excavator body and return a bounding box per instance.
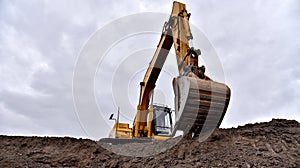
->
[105,1,231,142]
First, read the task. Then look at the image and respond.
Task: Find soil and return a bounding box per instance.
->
[0,119,299,167]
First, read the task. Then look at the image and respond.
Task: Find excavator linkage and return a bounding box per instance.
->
[173,76,230,137]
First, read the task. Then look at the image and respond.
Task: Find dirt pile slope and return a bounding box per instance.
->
[0,119,299,167]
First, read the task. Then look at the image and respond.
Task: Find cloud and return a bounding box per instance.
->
[0,0,299,139]
[188,0,300,127]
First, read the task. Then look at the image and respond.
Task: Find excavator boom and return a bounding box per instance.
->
[133,1,230,138]
[102,1,231,142]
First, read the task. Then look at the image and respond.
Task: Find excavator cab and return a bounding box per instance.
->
[151,105,173,136]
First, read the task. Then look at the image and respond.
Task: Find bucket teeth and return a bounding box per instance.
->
[173,76,231,136]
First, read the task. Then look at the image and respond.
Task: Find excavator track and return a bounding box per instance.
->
[173,76,230,137]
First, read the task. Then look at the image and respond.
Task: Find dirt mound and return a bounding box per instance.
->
[0,119,299,167]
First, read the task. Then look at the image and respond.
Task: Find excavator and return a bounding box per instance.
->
[102,1,230,143]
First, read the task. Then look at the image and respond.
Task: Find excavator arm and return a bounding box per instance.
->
[133,1,230,138]
[133,2,189,137]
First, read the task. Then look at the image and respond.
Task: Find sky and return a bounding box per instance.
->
[0,0,299,140]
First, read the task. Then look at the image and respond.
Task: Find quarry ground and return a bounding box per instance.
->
[0,119,299,167]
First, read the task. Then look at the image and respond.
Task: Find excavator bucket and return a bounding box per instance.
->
[172,76,230,137]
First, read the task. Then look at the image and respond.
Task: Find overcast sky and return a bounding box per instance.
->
[0,0,299,139]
